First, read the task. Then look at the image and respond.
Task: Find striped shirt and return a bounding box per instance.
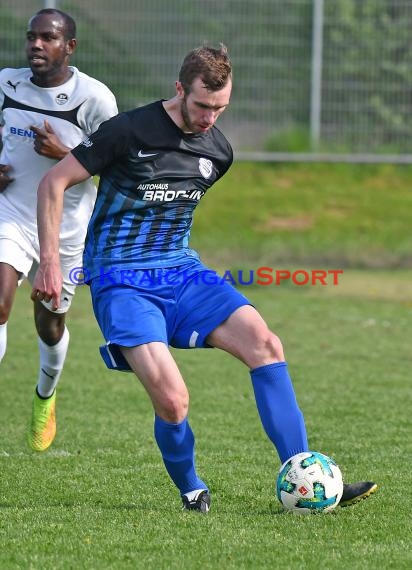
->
[72,100,233,277]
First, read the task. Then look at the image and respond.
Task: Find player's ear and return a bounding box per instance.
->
[176,81,185,99]
[66,38,77,56]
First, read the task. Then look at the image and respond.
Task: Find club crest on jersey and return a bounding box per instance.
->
[55,93,69,105]
[80,137,93,148]
[199,158,213,179]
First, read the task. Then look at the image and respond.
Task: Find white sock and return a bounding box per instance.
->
[37,326,70,398]
[0,322,7,363]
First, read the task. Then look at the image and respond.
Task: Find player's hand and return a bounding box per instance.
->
[31,120,70,160]
[31,261,63,311]
[0,164,14,192]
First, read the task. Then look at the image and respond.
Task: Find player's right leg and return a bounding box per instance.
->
[121,342,210,512]
[0,222,37,363]
[90,277,210,511]
[0,262,19,362]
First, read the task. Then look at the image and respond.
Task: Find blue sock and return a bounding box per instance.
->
[250,362,309,463]
[154,415,208,495]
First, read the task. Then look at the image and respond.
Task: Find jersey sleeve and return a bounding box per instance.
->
[76,86,118,136]
[71,112,131,176]
[219,148,233,177]
[214,127,234,178]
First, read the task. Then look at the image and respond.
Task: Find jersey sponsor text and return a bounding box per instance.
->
[141,188,204,202]
[10,126,36,138]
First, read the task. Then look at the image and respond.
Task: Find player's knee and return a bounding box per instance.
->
[248,330,285,368]
[267,331,285,360]
[158,391,189,423]
[0,301,11,324]
[36,324,64,345]
[35,311,66,346]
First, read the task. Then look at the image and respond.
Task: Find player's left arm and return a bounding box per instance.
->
[31,87,118,160]
[31,153,91,310]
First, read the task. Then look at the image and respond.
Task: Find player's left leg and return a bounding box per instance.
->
[207,305,309,464]
[28,301,69,451]
[34,301,68,396]
[339,481,378,506]
[207,305,377,506]
[27,244,77,452]
[170,266,307,475]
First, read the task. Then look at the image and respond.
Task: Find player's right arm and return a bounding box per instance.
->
[0,163,14,192]
[32,113,130,309]
[31,153,91,310]
[0,121,14,191]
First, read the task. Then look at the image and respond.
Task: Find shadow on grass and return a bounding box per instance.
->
[0,497,289,516]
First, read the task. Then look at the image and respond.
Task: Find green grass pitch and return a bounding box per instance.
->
[1,270,411,569]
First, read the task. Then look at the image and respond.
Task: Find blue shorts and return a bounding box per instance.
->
[89,260,251,371]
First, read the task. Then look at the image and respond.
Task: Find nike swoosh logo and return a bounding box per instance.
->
[138,150,158,158]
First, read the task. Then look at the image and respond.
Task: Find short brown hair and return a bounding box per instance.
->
[179,44,232,94]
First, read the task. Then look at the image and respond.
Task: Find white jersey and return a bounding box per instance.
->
[0,66,118,244]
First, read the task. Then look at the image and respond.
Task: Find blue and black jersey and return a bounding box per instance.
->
[71,100,233,278]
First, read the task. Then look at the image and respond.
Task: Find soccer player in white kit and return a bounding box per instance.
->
[0,8,118,451]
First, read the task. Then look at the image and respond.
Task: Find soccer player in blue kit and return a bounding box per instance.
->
[32,45,376,511]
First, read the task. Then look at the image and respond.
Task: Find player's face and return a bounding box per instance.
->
[26,14,76,86]
[177,77,232,134]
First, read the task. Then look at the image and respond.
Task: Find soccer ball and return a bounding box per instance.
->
[276,451,343,514]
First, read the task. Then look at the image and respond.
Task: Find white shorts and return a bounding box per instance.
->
[0,218,83,314]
